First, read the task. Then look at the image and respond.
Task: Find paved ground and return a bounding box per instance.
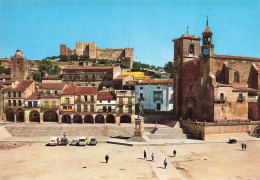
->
[0,140,260,180]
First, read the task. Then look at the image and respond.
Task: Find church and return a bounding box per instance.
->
[173,18,260,122]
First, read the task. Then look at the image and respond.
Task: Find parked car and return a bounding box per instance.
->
[78,137,88,146]
[70,139,78,146]
[48,137,59,146]
[59,137,69,146]
[228,138,237,144]
[88,138,97,146]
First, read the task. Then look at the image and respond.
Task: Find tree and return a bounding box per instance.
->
[164,61,174,73]
[33,59,61,81]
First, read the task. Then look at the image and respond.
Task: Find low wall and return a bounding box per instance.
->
[181,120,260,140]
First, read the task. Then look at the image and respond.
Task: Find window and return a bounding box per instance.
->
[18,100,22,106]
[140,93,144,100]
[63,106,67,109]
[28,101,32,107]
[55,91,58,95]
[119,106,123,113]
[90,105,94,112]
[77,105,81,112]
[84,105,88,112]
[52,101,56,108]
[103,106,107,112]
[216,70,221,82]
[108,106,112,112]
[99,100,102,103]
[119,97,123,104]
[239,94,243,100]
[85,75,88,80]
[45,101,49,108]
[234,71,240,83]
[33,101,37,107]
[18,91,22,97]
[13,92,16,98]
[92,75,96,80]
[140,87,143,89]
[220,93,224,100]
[157,87,160,89]
[128,106,132,113]
[8,100,11,106]
[68,106,72,109]
[84,96,87,102]
[189,44,194,55]
[65,98,70,104]
[13,100,16,106]
[8,92,11,97]
[128,98,132,104]
[46,91,50,95]
[91,95,94,102]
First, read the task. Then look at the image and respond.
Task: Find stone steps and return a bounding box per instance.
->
[147,134,188,139]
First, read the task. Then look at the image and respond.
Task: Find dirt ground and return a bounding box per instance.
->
[0,141,259,180]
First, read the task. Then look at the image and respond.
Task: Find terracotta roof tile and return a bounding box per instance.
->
[139,79,173,85]
[13,80,34,91]
[213,54,260,61]
[42,74,62,80]
[39,83,65,89]
[63,66,116,70]
[27,91,41,100]
[61,86,97,95]
[97,91,116,100]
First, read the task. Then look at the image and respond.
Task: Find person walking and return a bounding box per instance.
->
[151,153,154,162]
[241,143,244,151]
[105,154,109,163]
[173,149,176,157]
[144,150,147,160]
[63,132,66,138]
[244,144,247,151]
[164,158,167,169]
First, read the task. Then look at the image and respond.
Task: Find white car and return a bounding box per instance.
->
[48,137,59,146]
[78,137,88,146]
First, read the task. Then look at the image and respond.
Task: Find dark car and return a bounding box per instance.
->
[228,138,237,144]
[88,138,97,146]
[59,137,69,145]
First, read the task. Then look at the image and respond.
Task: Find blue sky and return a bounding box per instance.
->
[0,0,259,66]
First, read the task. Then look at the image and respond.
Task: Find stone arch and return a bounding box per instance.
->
[120,115,131,123]
[73,114,83,123]
[234,71,240,83]
[62,115,71,123]
[43,110,58,122]
[95,114,105,123]
[84,114,94,123]
[106,114,115,124]
[6,108,14,122]
[16,108,24,122]
[29,110,40,122]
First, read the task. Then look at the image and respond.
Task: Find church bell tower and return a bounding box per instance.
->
[201,16,214,56]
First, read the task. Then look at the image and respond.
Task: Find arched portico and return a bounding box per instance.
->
[29,110,40,122]
[106,114,115,124]
[62,115,71,123]
[120,115,131,123]
[84,114,94,123]
[43,110,58,122]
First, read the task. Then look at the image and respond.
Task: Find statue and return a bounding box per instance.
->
[138,98,143,118]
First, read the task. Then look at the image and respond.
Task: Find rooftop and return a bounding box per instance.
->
[114,75,132,80]
[13,80,34,91]
[138,79,173,85]
[42,74,62,80]
[38,83,65,90]
[26,91,41,100]
[97,91,116,100]
[63,66,117,70]
[61,86,97,95]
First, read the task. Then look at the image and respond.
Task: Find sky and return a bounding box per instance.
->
[0,0,259,66]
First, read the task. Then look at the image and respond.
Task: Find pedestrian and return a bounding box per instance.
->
[244,144,247,151]
[105,154,109,163]
[164,158,167,169]
[151,153,154,162]
[241,143,244,151]
[63,132,66,138]
[144,150,147,160]
[173,149,176,157]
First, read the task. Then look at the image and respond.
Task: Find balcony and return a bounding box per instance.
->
[214,97,226,103]
[5,103,24,107]
[237,96,245,103]
[39,93,60,98]
[116,90,135,97]
[97,109,116,113]
[40,105,59,111]
[248,96,258,102]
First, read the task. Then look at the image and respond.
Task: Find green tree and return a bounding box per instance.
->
[164,61,174,73]
[33,59,61,81]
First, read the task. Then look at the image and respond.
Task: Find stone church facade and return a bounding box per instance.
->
[174,19,260,122]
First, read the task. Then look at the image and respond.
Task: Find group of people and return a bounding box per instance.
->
[143,149,177,169]
[241,143,247,151]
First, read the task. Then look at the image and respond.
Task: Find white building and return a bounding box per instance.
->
[135,79,173,111]
[96,91,117,113]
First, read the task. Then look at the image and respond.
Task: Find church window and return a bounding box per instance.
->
[216,70,221,82]
[220,93,224,100]
[189,44,194,55]
[234,71,240,83]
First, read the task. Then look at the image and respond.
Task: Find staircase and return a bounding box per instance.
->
[145,121,188,139]
[4,124,135,138]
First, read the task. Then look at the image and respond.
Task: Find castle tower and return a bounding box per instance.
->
[10,49,28,81]
[172,29,201,116]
